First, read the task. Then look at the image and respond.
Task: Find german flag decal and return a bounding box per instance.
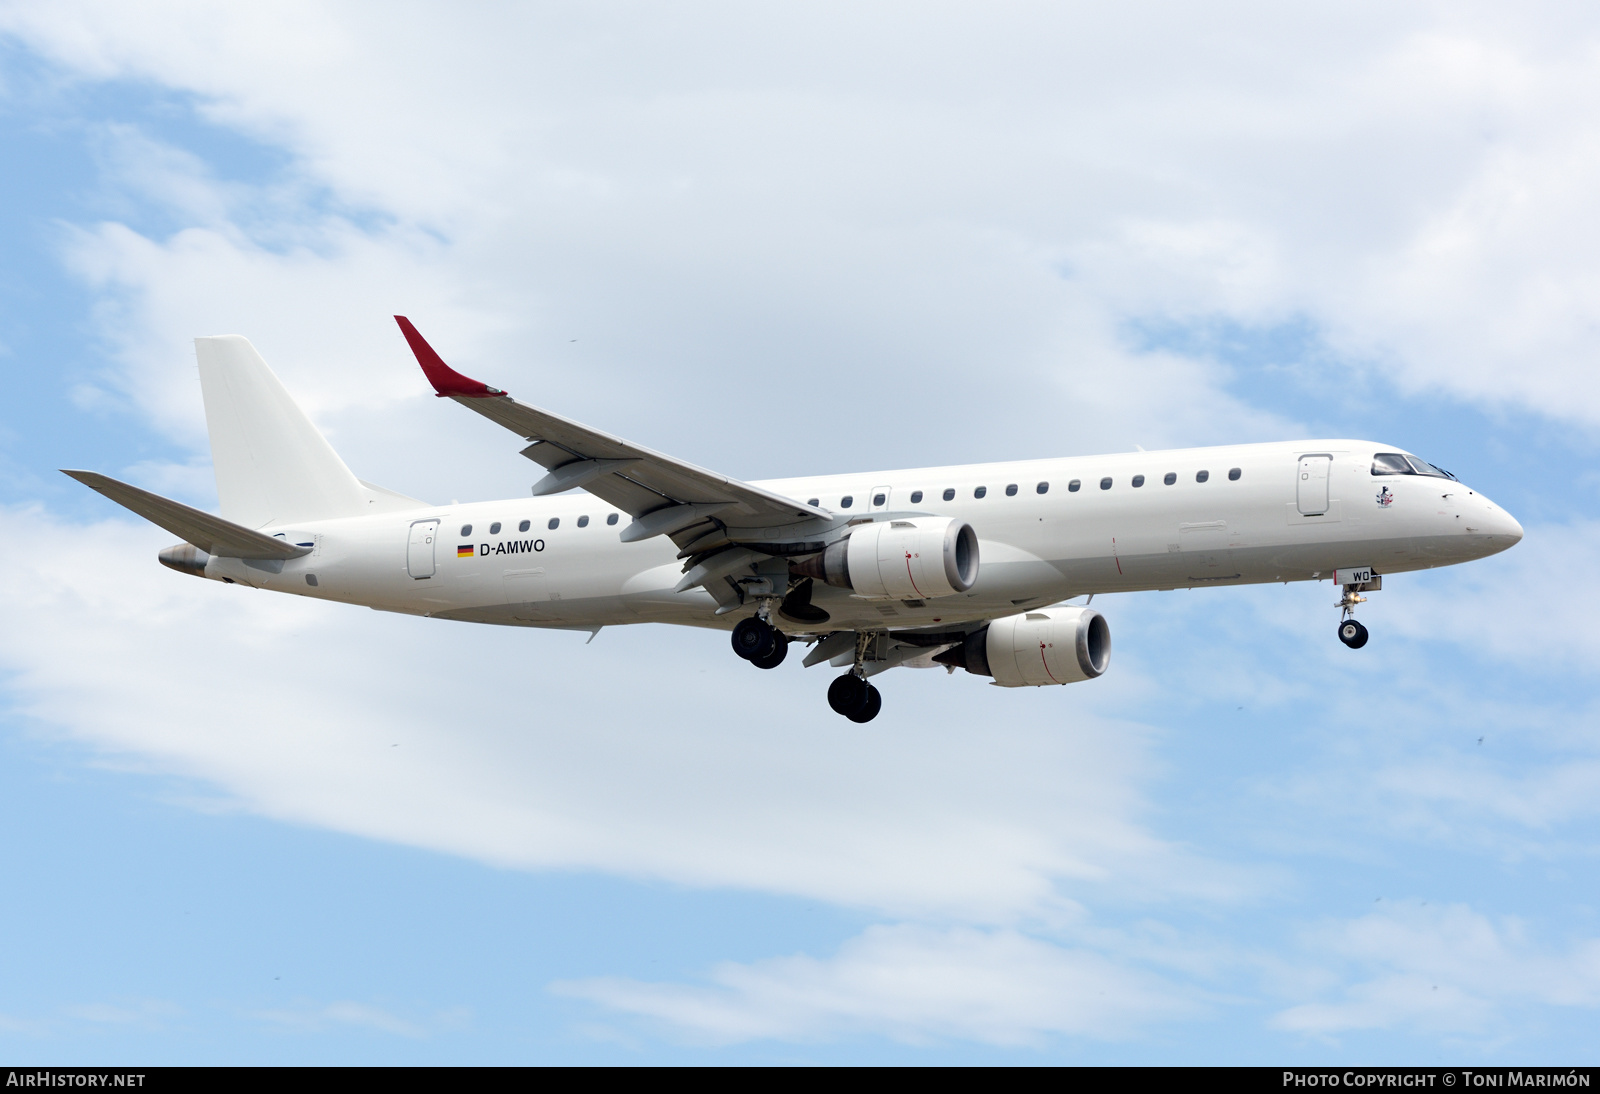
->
[457,544,474,558]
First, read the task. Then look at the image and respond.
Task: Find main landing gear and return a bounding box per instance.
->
[826,630,882,723]
[827,673,881,723]
[732,604,883,722]
[731,615,789,668]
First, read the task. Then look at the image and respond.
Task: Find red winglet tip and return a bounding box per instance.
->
[394,315,506,398]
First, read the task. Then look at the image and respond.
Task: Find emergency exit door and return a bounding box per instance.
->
[407,519,439,578]
[1296,455,1331,516]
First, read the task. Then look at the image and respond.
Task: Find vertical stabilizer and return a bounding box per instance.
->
[195,336,370,528]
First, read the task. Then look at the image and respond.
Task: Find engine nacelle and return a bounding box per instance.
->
[793,518,979,600]
[936,607,1110,687]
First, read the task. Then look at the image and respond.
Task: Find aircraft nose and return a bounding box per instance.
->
[1498,508,1525,544]
[1475,494,1523,545]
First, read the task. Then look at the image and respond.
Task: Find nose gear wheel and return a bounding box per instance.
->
[1338,619,1369,648]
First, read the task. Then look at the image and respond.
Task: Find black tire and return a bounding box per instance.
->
[731,617,776,661]
[1338,619,1369,649]
[828,673,869,717]
[750,630,789,669]
[846,684,882,723]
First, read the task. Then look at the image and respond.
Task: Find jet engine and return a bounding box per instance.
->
[792,518,979,600]
[934,606,1110,687]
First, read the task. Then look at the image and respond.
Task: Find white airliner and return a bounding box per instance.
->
[67,317,1524,722]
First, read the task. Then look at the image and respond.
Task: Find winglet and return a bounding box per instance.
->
[394,316,506,398]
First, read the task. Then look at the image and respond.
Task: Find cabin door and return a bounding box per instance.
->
[1296,455,1331,516]
[407,519,439,579]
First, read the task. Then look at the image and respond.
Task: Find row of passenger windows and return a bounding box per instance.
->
[462,464,1251,532]
[805,468,1243,509]
[460,512,621,536]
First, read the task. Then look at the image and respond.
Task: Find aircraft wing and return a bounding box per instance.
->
[62,470,310,560]
[396,316,830,552]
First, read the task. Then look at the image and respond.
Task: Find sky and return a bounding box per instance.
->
[0,0,1597,1064]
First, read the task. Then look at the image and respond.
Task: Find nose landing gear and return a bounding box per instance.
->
[1335,571,1379,649]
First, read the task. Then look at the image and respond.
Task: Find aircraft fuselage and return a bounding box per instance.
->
[204,438,1522,635]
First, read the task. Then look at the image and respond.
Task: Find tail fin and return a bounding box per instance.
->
[196,335,422,528]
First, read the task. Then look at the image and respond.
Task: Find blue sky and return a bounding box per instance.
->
[1,2,1598,1064]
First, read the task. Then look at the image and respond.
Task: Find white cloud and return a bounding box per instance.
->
[253,1000,466,1039]
[57,219,492,443]
[1273,902,1600,1036]
[1386,520,1600,674]
[2,2,1594,455]
[0,1012,49,1037]
[62,998,183,1030]
[0,503,1239,923]
[555,922,1201,1046]
[4,0,1600,1053]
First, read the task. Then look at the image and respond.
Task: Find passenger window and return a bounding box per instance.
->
[489,522,502,535]
[974,486,987,499]
[1196,470,1210,483]
[942,488,955,501]
[518,519,530,532]
[548,517,560,530]
[577,515,590,528]
[1005,484,1018,496]
[1068,479,1081,492]
[807,497,819,507]
[1228,467,1241,481]
[606,513,619,525]
[910,490,923,503]
[840,495,853,509]
[873,493,886,506]
[1132,474,1145,487]
[1036,482,1048,494]
[1099,477,1112,490]
[1371,453,1413,475]
[1163,473,1176,485]
[460,524,472,536]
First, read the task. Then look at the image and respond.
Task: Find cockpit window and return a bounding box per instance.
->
[1406,456,1456,479]
[1371,452,1456,479]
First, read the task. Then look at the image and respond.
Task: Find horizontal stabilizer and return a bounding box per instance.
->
[62,470,310,560]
